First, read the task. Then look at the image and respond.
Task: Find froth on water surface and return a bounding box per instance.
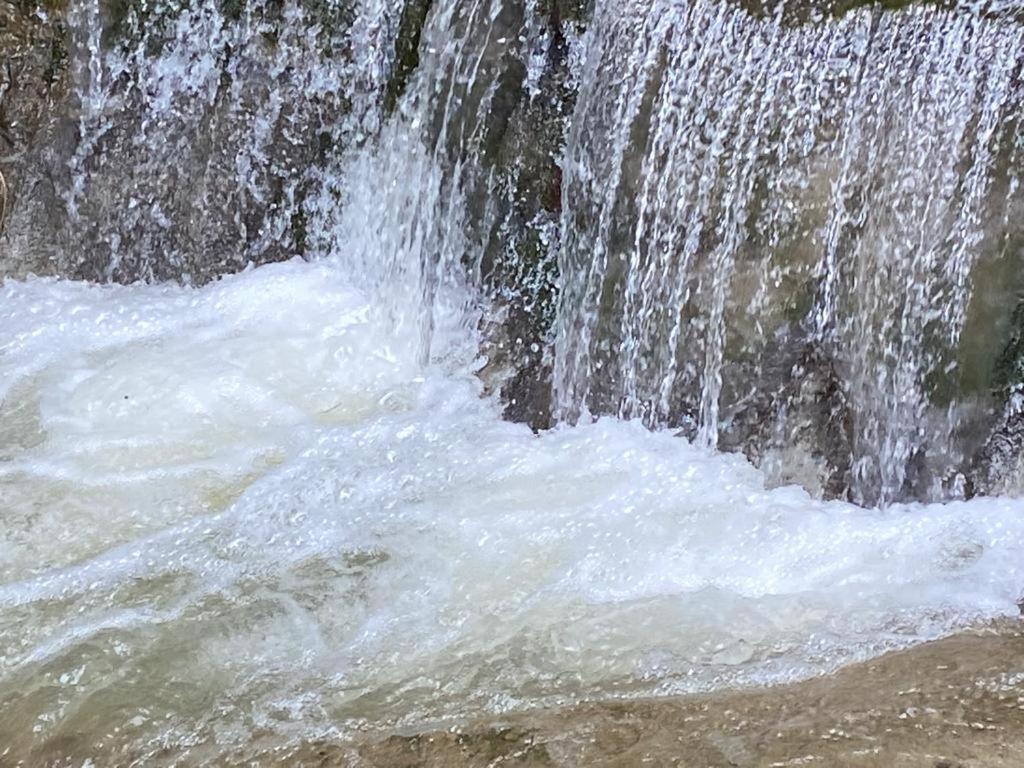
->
[1,258,1023,763]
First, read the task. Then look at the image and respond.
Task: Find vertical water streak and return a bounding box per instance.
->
[552,0,1024,505]
[52,0,407,282]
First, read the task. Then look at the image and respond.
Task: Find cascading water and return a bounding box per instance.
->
[11,0,408,282]
[552,0,1024,505]
[1,0,1024,763]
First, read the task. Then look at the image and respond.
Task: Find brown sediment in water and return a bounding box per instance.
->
[235,624,1024,768]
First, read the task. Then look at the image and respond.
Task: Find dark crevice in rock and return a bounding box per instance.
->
[474,0,592,430]
[384,0,432,116]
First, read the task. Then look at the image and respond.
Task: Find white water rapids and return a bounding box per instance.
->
[1,254,1023,760]
[2,0,1024,760]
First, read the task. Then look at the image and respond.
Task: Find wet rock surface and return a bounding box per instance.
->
[971,297,1024,496]
[0,0,73,277]
[472,0,590,430]
[239,626,1024,768]
[0,0,387,283]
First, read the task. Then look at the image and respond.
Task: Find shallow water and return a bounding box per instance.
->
[1,257,1023,762]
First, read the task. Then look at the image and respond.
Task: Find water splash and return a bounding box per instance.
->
[1,258,1023,763]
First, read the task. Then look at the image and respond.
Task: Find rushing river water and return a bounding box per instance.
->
[2,255,1024,761]
[2,0,1024,762]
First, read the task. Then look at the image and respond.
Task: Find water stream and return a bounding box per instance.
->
[3,255,1024,762]
[1,0,1024,763]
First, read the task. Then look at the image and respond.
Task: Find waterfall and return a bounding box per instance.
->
[30,0,408,281]
[551,0,1024,505]
[3,0,1023,503]
[3,0,1024,761]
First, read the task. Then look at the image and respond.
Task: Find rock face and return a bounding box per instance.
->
[467,0,591,429]
[551,0,1024,505]
[0,0,72,277]
[1,0,391,283]
[2,0,1023,504]
[973,298,1024,495]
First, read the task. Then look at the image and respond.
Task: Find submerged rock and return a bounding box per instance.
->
[17,627,1023,766]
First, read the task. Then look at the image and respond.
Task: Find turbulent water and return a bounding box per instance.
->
[2,0,1024,763]
[2,256,1024,762]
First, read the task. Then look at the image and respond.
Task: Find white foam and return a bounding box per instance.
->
[1,258,1022,752]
